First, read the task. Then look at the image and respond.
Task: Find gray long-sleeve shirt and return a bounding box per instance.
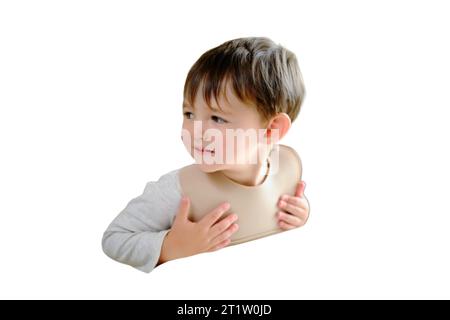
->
[102,169,182,273]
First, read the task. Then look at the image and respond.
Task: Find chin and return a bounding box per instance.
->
[189,150,225,173]
[196,162,225,173]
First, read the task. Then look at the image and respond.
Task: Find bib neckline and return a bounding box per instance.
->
[213,147,274,190]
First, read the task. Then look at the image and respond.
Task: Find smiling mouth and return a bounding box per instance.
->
[194,147,215,154]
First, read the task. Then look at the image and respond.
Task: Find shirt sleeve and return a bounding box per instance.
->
[101,169,182,273]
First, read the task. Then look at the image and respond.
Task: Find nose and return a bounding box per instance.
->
[202,122,214,142]
[191,119,213,144]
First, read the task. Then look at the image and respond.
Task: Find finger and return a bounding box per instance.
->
[278,199,307,218]
[277,211,303,227]
[210,223,239,248]
[207,238,231,252]
[200,202,231,227]
[175,196,190,221]
[278,220,297,230]
[295,181,306,198]
[209,213,238,239]
[279,194,303,207]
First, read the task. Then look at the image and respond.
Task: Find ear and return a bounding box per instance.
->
[265,112,291,143]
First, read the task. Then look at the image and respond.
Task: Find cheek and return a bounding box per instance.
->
[212,128,227,150]
[233,142,256,163]
[219,129,259,164]
[181,121,194,150]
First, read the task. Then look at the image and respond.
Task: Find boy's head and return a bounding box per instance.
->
[181,37,305,172]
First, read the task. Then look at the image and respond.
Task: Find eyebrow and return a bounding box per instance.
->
[182,101,232,115]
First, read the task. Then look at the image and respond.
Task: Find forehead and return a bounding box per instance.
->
[183,81,252,115]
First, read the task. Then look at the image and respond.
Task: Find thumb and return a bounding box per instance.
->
[176,196,191,221]
[295,181,306,198]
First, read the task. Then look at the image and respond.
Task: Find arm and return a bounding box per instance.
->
[102,171,181,273]
[156,231,172,266]
[101,209,171,273]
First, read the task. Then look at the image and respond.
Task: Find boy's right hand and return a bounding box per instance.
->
[158,196,239,264]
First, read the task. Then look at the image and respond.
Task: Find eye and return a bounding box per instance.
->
[183,111,194,120]
[211,115,228,124]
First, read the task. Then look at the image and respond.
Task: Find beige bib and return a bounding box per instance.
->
[179,144,302,245]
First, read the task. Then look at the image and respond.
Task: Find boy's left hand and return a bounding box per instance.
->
[277,181,310,230]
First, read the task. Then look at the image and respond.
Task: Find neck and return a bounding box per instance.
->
[221,152,271,187]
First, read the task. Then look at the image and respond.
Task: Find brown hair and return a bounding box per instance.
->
[183,37,306,123]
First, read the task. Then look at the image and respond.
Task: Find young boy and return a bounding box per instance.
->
[102,37,310,273]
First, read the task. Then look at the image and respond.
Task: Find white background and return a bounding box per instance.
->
[1,0,449,299]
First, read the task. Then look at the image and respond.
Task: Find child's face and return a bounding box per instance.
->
[181,82,270,173]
